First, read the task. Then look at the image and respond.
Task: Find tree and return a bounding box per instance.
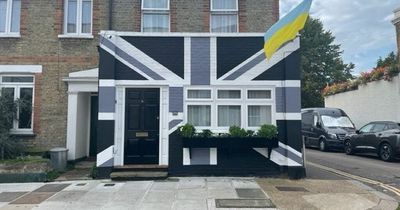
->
[376,51,398,68]
[300,18,354,108]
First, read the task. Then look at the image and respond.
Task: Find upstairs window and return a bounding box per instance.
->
[0,0,21,35]
[210,0,238,33]
[63,0,92,35]
[142,0,169,32]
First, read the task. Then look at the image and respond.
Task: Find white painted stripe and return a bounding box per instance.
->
[279,142,302,157]
[218,49,264,81]
[184,37,191,85]
[183,148,190,165]
[253,148,269,158]
[96,146,114,167]
[211,80,300,87]
[100,31,265,37]
[0,65,42,73]
[275,113,301,120]
[99,79,115,87]
[270,150,302,166]
[210,148,217,165]
[98,112,115,120]
[169,123,183,135]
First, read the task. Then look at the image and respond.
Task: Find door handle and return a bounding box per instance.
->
[378,133,382,136]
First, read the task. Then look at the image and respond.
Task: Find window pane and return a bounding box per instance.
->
[211,14,237,33]
[81,0,91,33]
[218,105,240,127]
[0,0,6,32]
[187,90,211,99]
[248,90,271,99]
[10,0,20,32]
[67,0,77,33]
[143,13,169,32]
[188,105,210,126]
[212,0,237,10]
[218,90,240,99]
[18,88,32,129]
[143,0,168,9]
[1,87,15,100]
[2,76,33,83]
[248,106,271,127]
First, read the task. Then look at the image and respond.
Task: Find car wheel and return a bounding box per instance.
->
[379,143,394,162]
[344,140,353,155]
[319,139,327,152]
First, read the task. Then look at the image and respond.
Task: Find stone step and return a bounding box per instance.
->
[113,165,168,172]
[110,171,168,181]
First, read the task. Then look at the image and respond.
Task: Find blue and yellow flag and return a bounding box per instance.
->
[264,0,312,60]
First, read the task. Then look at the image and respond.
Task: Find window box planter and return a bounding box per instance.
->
[182,137,279,149]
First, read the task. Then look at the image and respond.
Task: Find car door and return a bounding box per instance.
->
[310,113,323,146]
[368,123,386,150]
[353,123,375,149]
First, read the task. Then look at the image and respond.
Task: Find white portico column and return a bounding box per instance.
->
[66,91,78,160]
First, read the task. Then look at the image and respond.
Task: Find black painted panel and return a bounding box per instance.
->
[253,50,301,81]
[99,49,115,80]
[121,36,184,79]
[277,120,302,152]
[97,120,115,153]
[217,37,264,79]
[115,58,147,80]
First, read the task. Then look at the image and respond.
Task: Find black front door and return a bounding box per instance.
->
[124,88,160,164]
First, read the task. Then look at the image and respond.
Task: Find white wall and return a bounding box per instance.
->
[325,75,400,129]
[74,92,91,159]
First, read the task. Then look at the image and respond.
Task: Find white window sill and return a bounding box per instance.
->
[9,130,35,136]
[58,34,94,39]
[0,33,21,38]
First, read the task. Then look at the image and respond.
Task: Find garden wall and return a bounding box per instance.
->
[324,75,400,128]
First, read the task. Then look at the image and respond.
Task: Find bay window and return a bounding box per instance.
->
[0,0,21,36]
[218,105,241,127]
[187,105,211,127]
[0,75,34,134]
[248,105,272,127]
[210,0,238,33]
[63,0,92,36]
[142,0,169,32]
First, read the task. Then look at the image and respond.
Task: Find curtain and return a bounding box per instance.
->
[188,105,211,126]
[143,0,168,9]
[67,0,77,33]
[81,0,91,33]
[218,90,240,99]
[143,13,169,32]
[211,14,237,33]
[218,105,240,127]
[248,90,271,99]
[188,90,211,99]
[10,0,20,32]
[212,0,236,10]
[0,0,7,32]
[248,106,271,127]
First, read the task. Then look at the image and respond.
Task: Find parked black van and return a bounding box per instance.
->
[301,108,356,151]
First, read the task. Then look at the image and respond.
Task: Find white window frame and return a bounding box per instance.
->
[185,102,213,129]
[210,0,239,33]
[185,87,213,101]
[0,74,35,135]
[216,88,241,100]
[59,0,93,38]
[141,0,170,32]
[0,0,21,37]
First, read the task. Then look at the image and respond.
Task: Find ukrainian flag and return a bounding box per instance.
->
[264,0,312,60]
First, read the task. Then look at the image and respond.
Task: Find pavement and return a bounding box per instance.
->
[0,177,398,210]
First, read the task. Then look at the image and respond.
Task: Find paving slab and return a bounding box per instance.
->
[138,202,173,210]
[0,204,37,210]
[112,190,146,204]
[91,182,124,192]
[215,199,276,208]
[143,190,176,203]
[62,180,99,191]
[236,188,267,199]
[47,190,87,202]
[33,184,70,193]
[303,193,377,210]
[0,192,28,202]
[0,203,8,208]
[119,181,151,191]
[150,181,178,190]
[99,202,137,210]
[232,179,260,189]
[176,188,207,200]
[207,188,238,199]
[78,191,113,206]
[206,180,233,190]
[172,199,207,210]
[178,178,206,189]
[0,184,43,193]
[10,193,55,205]
[32,201,66,210]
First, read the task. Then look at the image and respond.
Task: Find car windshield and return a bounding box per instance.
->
[321,115,354,128]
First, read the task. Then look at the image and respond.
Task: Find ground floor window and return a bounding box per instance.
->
[0,75,34,134]
[187,105,211,127]
[218,105,241,127]
[248,105,271,127]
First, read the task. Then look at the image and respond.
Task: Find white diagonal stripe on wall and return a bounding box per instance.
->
[275,113,301,120]
[96,146,114,167]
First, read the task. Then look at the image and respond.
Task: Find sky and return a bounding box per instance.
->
[280,0,399,75]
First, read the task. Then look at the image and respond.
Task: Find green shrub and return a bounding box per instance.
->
[246,130,255,137]
[229,126,247,138]
[90,164,98,179]
[257,124,278,139]
[179,124,196,138]
[199,129,213,138]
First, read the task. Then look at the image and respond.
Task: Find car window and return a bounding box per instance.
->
[360,124,374,133]
[302,112,313,127]
[371,123,385,133]
[386,123,400,130]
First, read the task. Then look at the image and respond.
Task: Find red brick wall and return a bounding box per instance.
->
[238,0,247,32]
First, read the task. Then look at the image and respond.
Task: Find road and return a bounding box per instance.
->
[305,148,400,191]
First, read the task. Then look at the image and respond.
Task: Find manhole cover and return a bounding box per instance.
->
[215,199,275,208]
[275,186,308,192]
[104,183,115,187]
[235,189,267,199]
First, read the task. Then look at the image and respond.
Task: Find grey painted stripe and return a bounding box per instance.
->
[273,146,303,165]
[190,148,211,165]
[191,38,210,85]
[224,52,265,80]
[169,119,183,130]
[275,87,301,113]
[99,87,115,113]
[169,87,183,112]
[101,38,165,80]
[99,158,114,167]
